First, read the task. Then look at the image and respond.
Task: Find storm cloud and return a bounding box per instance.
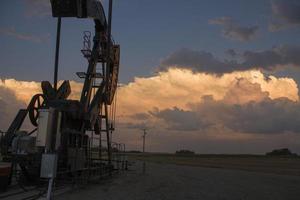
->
[269,0,300,31]
[151,79,300,134]
[209,17,259,42]
[160,45,300,74]
[1,70,299,153]
[150,107,207,131]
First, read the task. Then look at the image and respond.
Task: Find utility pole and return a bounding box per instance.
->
[141,128,147,174]
[142,129,147,153]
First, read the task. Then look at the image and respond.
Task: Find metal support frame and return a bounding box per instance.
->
[0,0,125,195]
[54,17,61,91]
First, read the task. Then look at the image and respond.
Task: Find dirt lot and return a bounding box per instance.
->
[57,160,300,200]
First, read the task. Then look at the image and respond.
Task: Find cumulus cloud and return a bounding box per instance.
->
[0,79,82,103]
[115,68,298,141]
[119,69,292,119]
[1,69,298,126]
[222,78,269,104]
[114,70,300,153]
[114,69,300,144]
[209,17,259,42]
[1,69,299,153]
[150,107,210,131]
[0,27,50,43]
[151,79,300,134]
[0,79,41,103]
[269,0,300,31]
[160,45,300,74]
[0,86,27,131]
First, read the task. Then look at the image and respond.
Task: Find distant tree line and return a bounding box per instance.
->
[266,148,298,157]
[175,149,195,155]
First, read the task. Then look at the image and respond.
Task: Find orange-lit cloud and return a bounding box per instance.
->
[1,68,297,109]
[0,68,298,125]
[1,68,300,153]
[117,68,298,116]
[0,79,83,104]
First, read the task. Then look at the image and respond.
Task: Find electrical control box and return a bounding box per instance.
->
[36,109,54,149]
[40,154,58,178]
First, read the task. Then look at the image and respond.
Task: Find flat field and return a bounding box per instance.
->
[57,160,300,200]
[128,153,300,176]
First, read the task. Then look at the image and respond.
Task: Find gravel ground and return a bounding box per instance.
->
[56,161,300,200]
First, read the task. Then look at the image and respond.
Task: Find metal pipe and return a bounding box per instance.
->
[106,0,113,99]
[54,17,61,91]
[46,177,54,200]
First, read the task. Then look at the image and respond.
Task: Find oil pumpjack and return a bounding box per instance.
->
[0,0,122,191]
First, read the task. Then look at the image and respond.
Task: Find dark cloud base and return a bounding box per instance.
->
[209,17,259,42]
[151,96,300,135]
[148,79,300,135]
[160,45,300,74]
[270,0,300,31]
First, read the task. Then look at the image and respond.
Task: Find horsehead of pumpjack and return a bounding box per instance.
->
[51,0,120,103]
[29,0,120,128]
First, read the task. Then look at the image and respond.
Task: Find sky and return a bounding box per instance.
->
[1,0,300,154]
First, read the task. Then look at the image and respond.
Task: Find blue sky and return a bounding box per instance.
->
[0,0,300,83]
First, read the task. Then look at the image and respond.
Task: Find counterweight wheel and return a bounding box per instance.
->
[28,94,46,126]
